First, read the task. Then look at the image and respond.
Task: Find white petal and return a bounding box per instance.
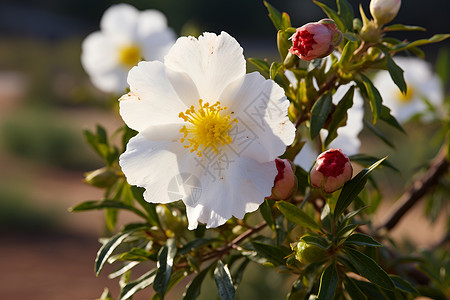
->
[140,30,176,61]
[100,4,139,43]
[220,72,295,163]
[81,32,117,75]
[137,10,169,35]
[164,32,246,101]
[294,141,319,171]
[183,155,276,229]
[119,61,187,131]
[119,133,185,204]
[90,68,129,94]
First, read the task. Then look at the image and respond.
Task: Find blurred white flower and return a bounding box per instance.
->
[372,57,443,123]
[81,4,176,93]
[119,32,295,229]
[294,85,364,170]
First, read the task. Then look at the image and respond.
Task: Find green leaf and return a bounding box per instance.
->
[119,269,157,300]
[70,200,148,220]
[182,263,214,300]
[386,55,407,94]
[393,34,450,52]
[334,157,387,218]
[231,258,250,288]
[251,241,288,266]
[179,238,218,255]
[343,247,394,290]
[108,261,140,279]
[337,0,354,31]
[118,247,155,262]
[154,238,177,297]
[360,74,382,123]
[344,276,368,300]
[384,24,425,32]
[317,263,338,300]
[301,234,331,250]
[214,261,235,300]
[277,28,296,61]
[270,61,284,80]
[263,1,283,30]
[363,119,396,149]
[131,186,160,227]
[260,199,275,230]
[247,58,270,77]
[390,275,419,294]
[343,32,359,42]
[313,1,345,32]
[325,86,354,146]
[349,154,399,173]
[380,105,406,134]
[281,12,291,29]
[277,201,321,231]
[96,228,144,275]
[338,41,358,68]
[310,92,332,139]
[336,223,359,240]
[344,233,382,247]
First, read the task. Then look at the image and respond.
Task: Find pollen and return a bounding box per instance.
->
[119,44,141,67]
[179,99,238,157]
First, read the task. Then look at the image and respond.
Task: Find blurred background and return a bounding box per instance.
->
[0,0,448,299]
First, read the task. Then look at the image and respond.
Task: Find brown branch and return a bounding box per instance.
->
[376,145,449,232]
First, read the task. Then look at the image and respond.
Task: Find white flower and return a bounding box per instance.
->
[119,32,296,229]
[372,57,443,123]
[294,85,364,170]
[81,4,176,93]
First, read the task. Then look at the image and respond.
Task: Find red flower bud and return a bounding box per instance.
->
[271,158,297,200]
[310,149,352,193]
[289,19,343,61]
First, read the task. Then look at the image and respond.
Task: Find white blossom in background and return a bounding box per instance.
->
[119,32,295,229]
[81,4,176,93]
[372,56,443,123]
[294,85,364,171]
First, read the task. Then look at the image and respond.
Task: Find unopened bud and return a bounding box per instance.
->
[271,158,297,200]
[84,167,119,188]
[359,5,381,42]
[291,235,327,264]
[289,19,343,61]
[310,148,353,193]
[370,0,401,26]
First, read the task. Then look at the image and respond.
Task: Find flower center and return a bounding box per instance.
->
[297,29,316,56]
[397,86,414,103]
[179,99,237,157]
[119,44,141,67]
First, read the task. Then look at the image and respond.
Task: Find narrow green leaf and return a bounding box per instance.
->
[277,28,296,61]
[343,32,359,42]
[251,241,287,266]
[263,1,283,30]
[336,223,359,240]
[109,261,140,279]
[344,233,382,247]
[386,55,407,94]
[380,105,406,134]
[232,258,250,288]
[349,154,399,173]
[301,234,331,250]
[260,199,275,231]
[343,247,394,290]
[96,228,143,275]
[360,74,382,123]
[317,263,339,300]
[270,61,284,80]
[313,1,345,32]
[334,157,387,218]
[214,261,235,300]
[384,24,425,32]
[70,200,148,220]
[182,263,215,300]
[344,276,368,300]
[390,275,418,294]
[325,86,354,146]
[131,186,160,227]
[154,238,177,297]
[310,92,332,139]
[247,58,270,76]
[338,41,358,68]
[281,12,291,29]
[393,34,450,52]
[337,0,354,31]
[277,201,321,231]
[341,206,369,222]
[179,238,218,255]
[96,124,108,145]
[119,269,157,300]
[363,119,396,149]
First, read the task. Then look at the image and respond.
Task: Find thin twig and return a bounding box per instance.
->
[376,145,449,232]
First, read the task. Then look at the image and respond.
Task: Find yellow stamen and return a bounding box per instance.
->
[397,86,414,103]
[179,99,237,157]
[119,44,141,67]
